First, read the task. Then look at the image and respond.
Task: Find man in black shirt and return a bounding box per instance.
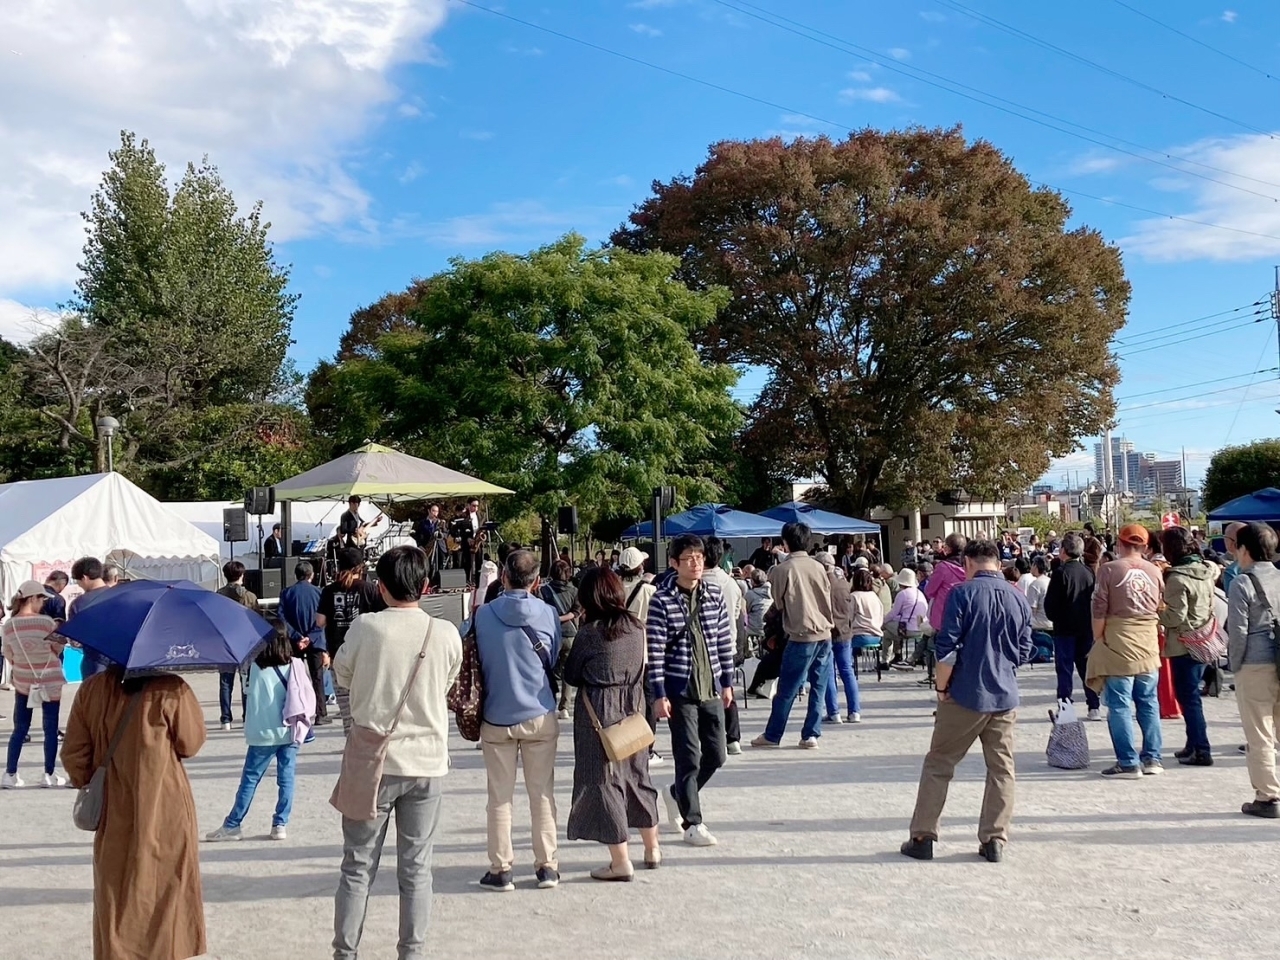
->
[748,538,777,573]
[338,496,381,548]
[412,503,448,584]
[263,523,284,567]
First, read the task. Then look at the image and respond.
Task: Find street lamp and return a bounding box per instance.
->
[96,416,120,473]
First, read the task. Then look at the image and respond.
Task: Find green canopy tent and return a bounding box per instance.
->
[273,443,513,502]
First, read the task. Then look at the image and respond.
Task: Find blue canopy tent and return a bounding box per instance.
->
[761,501,881,536]
[1207,487,1280,522]
[621,503,782,540]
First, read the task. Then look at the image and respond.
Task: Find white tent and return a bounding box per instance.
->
[0,473,221,599]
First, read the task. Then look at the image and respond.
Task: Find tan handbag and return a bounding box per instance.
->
[330,623,433,821]
[580,691,655,763]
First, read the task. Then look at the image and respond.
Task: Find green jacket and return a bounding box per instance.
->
[1158,558,1215,658]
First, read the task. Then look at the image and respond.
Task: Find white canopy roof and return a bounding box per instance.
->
[0,473,221,598]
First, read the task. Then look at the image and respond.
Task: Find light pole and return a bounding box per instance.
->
[96,416,120,473]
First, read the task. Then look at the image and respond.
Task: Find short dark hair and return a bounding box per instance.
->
[505,549,540,590]
[222,560,246,584]
[272,523,281,532]
[781,522,809,553]
[1014,557,1030,575]
[45,571,69,587]
[1032,556,1049,575]
[851,568,874,592]
[1061,532,1084,558]
[1236,522,1278,564]
[704,536,726,566]
[963,539,1001,563]
[294,561,314,582]
[945,533,968,556]
[255,618,294,669]
[552,559,572,582]
[71,556,103,581]
[337,547,365,572]
[1160,526,1195,564]
[669,534,705,561]
[376,546,428,602]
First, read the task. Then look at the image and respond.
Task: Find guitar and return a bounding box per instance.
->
[349,512,385,547]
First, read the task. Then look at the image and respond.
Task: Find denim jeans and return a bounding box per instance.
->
[224,743,297,829]
[324,668,335,699]
[334,775,442,960]
[6,693,60,776]
[1169,655,1210,752]
[219,669,247,724]
[764,640,832,742]
[825,639,861,717]
[667,693,726,829]
[1104,671,1162,768]
[1052,635,1100,710]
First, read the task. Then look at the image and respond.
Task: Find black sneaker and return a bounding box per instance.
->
[536,866,560,889]
[899,838,934,860]
[1178,751,1213,767]
[479,870,514,892]
[1173,746,1194,760]
[1100,764,1142,780]
[1242,800,1280,819]
[978,839,1005,863]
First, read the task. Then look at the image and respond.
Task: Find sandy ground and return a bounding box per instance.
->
[1,661,1278,960]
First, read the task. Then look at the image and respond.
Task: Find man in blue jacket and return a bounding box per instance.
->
[647,534,736,848]
[474,550,563,892]
[279,560,330,725]
[901,539,1034,864]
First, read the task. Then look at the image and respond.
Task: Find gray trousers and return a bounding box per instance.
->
[334,775,443,960]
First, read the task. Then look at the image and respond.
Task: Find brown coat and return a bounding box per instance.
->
[62,671,208,960]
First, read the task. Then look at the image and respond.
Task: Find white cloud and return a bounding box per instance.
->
[0,0,450,296]
[0,299,64,345]
[419,200,618,248]
[398,161,425,184]
[604,175,634,187]
[889,47,911,60]
[1222,10,1238,23]
[460,130,495,141]
[840,87,901,104]
[1122,132,1280,262]
[919,11,946,23]
[847,70,873,82]
[1071,154,1126,175]
[630,23,663,37]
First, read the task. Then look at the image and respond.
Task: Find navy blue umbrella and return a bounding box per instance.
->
[59,580,275,675]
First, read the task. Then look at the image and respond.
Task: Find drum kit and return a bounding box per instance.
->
[306,517,500,588]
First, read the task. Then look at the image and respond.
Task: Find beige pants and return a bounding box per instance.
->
[909,699,1017,844]
[481,710,560,872]
[1235,664,1280,801]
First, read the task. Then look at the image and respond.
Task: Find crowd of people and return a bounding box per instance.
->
[4,514,1280,959]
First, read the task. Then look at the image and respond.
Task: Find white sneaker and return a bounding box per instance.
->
[41,773,66,788]
[1087,708,1102,721]
[648,751,665,766]
[220,722,232,732]
[847,712,862,724]
[825,714,844,724]
[798,737,819,750]
[662,785,683,832]
[683,823,718,847]
[270,825,287,841]
[726,741,742,755]
[204,825,242,842]
[556,709,570,721]
[1,772,23,789]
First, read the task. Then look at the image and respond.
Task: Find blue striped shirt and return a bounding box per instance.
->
[646,578,735,701]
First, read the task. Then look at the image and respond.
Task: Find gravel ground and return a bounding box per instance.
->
[1,663,1277,960]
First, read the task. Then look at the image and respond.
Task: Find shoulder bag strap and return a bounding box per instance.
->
[101,691,143,771]
[580,689,604,732]
[272,665,289,688]
[1246,571,1276,622]
[10,622,51,682]
[387,621,434,736]
[626,582,645,609]
[519,624,555,677]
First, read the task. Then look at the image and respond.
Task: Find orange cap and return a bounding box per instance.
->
[1118,523,1150,547]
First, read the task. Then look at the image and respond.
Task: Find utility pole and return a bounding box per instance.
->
[1273,266,1280,373]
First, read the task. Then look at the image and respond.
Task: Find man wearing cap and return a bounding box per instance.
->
[1086,524,1166,779]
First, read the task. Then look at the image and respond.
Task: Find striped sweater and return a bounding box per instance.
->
[0,615,66,698]
[646,578,735,701]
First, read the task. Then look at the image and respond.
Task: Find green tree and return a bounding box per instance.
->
[3,131,300,496]
[309,235,742,560]
[1203,439,1280,512]
[613,129,1130,516]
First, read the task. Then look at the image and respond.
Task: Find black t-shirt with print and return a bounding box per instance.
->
[318,579,384,654]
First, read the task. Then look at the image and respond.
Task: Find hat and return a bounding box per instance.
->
[337,547,365,570]
[895,568,918,588]
[16,580,46,600]
[619,546,648,571]
[816,551,835,568]
[853,556,870,569]
[1118,523,1150,547]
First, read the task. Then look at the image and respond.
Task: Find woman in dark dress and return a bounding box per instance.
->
[564,567,661,881]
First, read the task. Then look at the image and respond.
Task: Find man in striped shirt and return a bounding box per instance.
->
[647,534,736,847]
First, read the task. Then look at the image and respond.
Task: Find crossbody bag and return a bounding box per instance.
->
[73,692,142,831]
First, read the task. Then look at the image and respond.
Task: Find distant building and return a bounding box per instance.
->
[1145,459,1183,493]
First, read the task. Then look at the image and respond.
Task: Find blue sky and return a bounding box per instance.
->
[5,0,1280,488]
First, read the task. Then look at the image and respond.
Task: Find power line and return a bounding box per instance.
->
[712,0,1280,203]
[450,0,1280,247]
[1224,323,1277,442]
[1109,0,1280,84]
[1118,316,1269,358]
[1116,305,1270,347]
[1116,367,1278,401]
[933,0,1274,138]
[1114,301,1265,344]
[1119,390,1279,426]
[1119,378,1280,413]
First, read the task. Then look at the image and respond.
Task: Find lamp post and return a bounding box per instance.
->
[96,416,120,473]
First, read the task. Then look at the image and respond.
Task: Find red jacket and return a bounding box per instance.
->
[924,557,967,633]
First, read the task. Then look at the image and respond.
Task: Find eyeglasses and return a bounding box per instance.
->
[676,554,705,566]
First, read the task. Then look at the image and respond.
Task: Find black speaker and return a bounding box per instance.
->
[223,507,247,543]
[243,568,282,600]
[557,505,579,535]
[653,486,676,512]
[244,486,275,515]
[438,568,469,591]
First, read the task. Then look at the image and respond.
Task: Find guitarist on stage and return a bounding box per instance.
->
[338,495,382,549]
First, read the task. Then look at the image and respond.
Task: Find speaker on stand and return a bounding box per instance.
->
[558,505,579,566]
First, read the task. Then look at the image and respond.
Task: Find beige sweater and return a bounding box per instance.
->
[333,607,463,778]
[768,553,834,643]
